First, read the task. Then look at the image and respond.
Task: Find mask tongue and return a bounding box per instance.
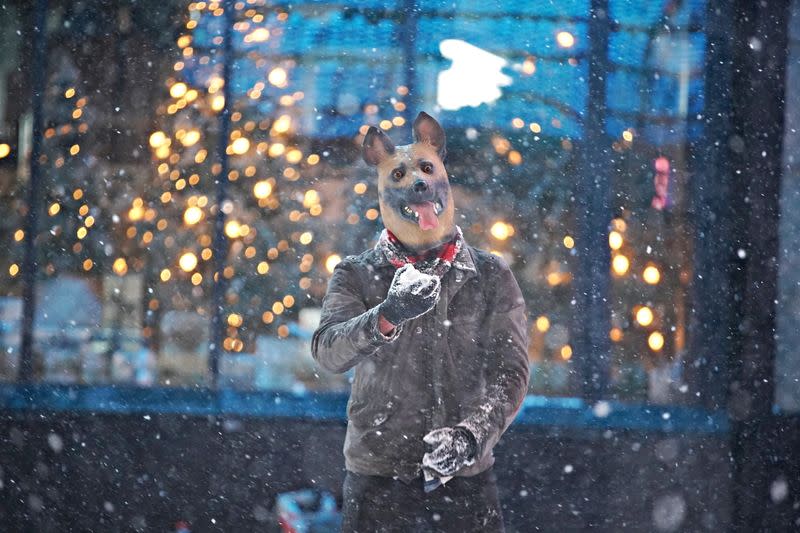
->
[410,202,439,230]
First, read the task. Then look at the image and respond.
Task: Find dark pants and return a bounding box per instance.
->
[341,468,504,532]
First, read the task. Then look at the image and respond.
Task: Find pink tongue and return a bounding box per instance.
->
[410,202,439,230]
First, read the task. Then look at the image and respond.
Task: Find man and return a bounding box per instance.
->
[312,112,530,532]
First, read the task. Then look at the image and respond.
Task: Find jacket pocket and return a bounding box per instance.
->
[348,395,396,430]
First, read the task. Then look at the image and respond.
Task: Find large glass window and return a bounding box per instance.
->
[0,0,709,405]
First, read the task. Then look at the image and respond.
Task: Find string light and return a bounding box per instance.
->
[179,252,198,272]
[556,31,575,48]
[253,180,272,199]
[231,137,250,155]
[612,254,629,275]
[643,265,661,284]
[560,345,572,360]
[272,114,291,134]
[648,331,665,351]
[113,258,128,276]
[326,254,341,274]
[635,306,654,327]
[608,231,623,250]
[490,221,514,240]
[149,131,168,148]
[268,67,287,87]
[184,206,203,225]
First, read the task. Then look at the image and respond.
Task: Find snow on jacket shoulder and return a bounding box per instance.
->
[311,243,530,483]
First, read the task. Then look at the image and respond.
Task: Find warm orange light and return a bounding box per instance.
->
[643,265,661,285]
[268,67,287,87]
[326,254,342,274]
[179,252,198,272]
[113,258,128,276]
[303,190,320,208]
[231,137,250,155]
[635,306,654,327]
[129,206,144,222]
[184,206,203,225]
[608,231,623,250]
[254,180,272,199]
[612,254,629,275]
[268,143,285,158]
[245,27,270,42]
[648,331,665,351]
[272,114,292,134]
[286,148,303,164]
[490,221,513,240]
[225,220,241,238]
[535,316,550,333]
[149,131,168,148]
[556,31,575,48]
[181,130,201,147]
[170,82,188,98]
[560,345,573,360]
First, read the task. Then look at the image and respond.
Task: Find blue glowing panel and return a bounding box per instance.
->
[181,0,706,143]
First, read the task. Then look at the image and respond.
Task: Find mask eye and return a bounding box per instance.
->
[421,162,433,174]
[392,169,404,181]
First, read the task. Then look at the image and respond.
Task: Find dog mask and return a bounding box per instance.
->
[362,112,456,252]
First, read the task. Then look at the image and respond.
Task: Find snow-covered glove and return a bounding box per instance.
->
[422,426,477,477]
[378,264,441,326]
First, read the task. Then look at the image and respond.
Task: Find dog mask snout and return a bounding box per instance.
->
[413,179,429,193]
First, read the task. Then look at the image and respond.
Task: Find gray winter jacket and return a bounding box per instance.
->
[311,241,530,483]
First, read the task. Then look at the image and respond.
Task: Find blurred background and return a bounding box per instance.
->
[0,0,798,531]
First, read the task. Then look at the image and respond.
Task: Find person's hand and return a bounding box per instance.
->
[378,264,440,327]
[422,426,477,477]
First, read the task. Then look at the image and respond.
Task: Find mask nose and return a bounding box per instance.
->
[413,179,429,193]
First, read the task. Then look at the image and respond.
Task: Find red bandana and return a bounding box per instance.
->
[377,227,463,277]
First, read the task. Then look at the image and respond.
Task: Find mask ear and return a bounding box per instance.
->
[413,111,446,160]
[362,127,396,166]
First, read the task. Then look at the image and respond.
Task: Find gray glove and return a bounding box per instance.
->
[378,264,441,326]
[422,426,477,477]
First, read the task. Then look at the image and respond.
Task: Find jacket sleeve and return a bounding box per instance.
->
[456,257,530,459]
[311,259,401,374]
